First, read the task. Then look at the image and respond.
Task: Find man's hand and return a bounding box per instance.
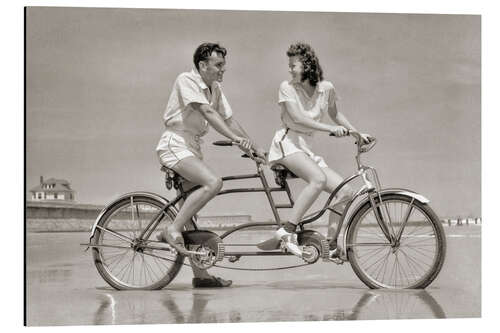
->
[360,133,375,144]
[235,138,267,164]
[235,137,252,151]
[253,147,268,165]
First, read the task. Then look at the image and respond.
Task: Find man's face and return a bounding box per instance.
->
[199,51,226,85]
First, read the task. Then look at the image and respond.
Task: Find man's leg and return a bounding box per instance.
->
[169,159,231,287]
[164,156,222,240]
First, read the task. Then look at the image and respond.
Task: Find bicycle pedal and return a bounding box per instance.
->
[329,255,344,265]
[320,239,330,261]
[215,243,225,262]
[228,255,241,263]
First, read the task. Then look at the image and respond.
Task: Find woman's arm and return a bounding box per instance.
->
[283,101,341,133]
[328,103,374,143]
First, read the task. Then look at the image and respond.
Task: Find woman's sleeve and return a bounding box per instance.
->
[278,81,297,104]
[327,82,340,107]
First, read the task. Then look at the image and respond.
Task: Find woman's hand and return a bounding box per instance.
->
[330,126,348,137]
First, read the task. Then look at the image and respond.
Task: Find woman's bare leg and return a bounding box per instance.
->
[321,167,354,246]
[279,152,327,225]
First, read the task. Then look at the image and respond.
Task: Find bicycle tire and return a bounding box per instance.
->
[91,194,184,290]
[346,193,446,289]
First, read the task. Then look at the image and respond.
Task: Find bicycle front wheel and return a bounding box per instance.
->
[91,194,184,290]
[346,193,446,289]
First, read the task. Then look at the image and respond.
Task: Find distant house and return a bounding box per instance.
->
[29,176,75,202]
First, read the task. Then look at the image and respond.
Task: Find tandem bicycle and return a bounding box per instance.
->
[82,131,446,290]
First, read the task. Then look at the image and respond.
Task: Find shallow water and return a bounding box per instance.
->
[25,226,481,325]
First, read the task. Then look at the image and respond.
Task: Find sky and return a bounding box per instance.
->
[25,7,480,219]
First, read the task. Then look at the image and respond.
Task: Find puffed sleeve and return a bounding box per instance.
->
[326,81,340,107]
[213,82,233,120]
[278,81,297,104]
[176,74,210,108]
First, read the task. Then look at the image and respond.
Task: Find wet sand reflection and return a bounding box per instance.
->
[92,288,445,324]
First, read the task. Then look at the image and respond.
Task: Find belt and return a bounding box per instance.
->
[165,127,203,144]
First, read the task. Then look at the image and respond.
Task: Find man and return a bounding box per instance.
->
[156,42,266,288]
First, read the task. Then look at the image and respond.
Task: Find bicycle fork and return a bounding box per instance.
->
[361,168,396,245]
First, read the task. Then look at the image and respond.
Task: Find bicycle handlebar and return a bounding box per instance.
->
[213,140,234,146]
[329,130,377,153]
[212,140,264,164]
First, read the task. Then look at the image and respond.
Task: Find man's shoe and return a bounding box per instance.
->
[192,276,233,288]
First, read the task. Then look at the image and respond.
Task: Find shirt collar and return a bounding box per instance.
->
[292,80,324,95]
[190,69,209,90]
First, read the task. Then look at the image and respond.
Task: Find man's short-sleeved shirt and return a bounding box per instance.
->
[278,80,339,134]
[162,69,233,136]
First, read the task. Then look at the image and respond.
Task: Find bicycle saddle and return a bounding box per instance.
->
[270,164,298,187]
[160,166,184,190]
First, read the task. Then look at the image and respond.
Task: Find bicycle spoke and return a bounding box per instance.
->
[96,225,134,243]
[375,249,392,282]
[399,248,429,281]
[94,196,183,289]
[349,196,444,288]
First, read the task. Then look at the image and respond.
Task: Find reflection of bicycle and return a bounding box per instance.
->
[354,290,446,320]
[329,289,446,320]
[83,131,446,290]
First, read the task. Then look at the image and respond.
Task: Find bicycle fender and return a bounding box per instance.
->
[182,230,222,245]
[89,191,177,240]
[296,230,327,244]
[339,188,430,260]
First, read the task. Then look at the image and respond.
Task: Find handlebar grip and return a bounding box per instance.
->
[213,140,234,146]
[329,132,349,137]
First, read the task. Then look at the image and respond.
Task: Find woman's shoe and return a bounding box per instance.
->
[276,228,303,257]
[256,222,298,251]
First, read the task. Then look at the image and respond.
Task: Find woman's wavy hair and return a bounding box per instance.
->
[286,42,323,87]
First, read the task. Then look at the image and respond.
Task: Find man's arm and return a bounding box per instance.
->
[193,103,250,149]
[225,117,267,159]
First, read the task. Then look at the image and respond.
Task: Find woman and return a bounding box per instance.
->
[267,42,373,257]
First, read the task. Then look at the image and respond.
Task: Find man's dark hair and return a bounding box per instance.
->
[286,42,323,87]
[193,42,227,70]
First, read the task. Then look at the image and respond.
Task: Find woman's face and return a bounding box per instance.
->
[288,56,303,82]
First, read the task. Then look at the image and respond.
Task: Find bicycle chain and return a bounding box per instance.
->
[141,249,312,271]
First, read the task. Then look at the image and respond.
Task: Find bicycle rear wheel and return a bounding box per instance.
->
[346,193,446,289]
[91,194,184,290]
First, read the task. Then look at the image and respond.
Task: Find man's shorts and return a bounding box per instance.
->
[156,130,203,169]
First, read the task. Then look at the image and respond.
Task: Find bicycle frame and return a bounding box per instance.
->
[85,131,445,290]
[132,156,389,261]
[90,132,408,261]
